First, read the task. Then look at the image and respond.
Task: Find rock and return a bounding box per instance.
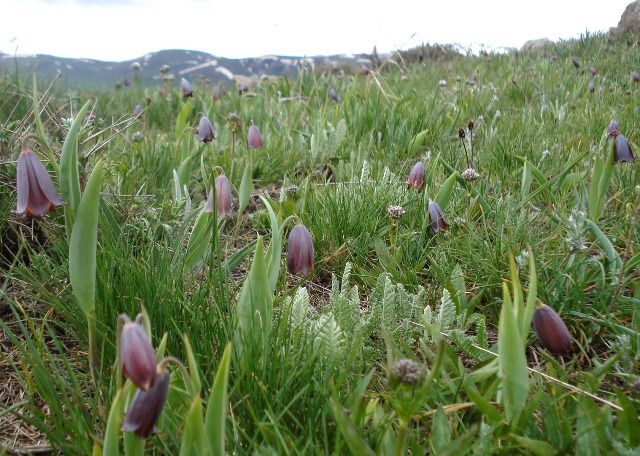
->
[618,1,640,32]
[521,38,554,52]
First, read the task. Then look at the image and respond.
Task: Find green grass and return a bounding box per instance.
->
[1,32,640,454]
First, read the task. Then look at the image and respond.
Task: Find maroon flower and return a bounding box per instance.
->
[360,65,371,76]
[247,123,263,149]
[329,87,340,103]
[120,314,157,391]
[607,119,620,138]
[134,103,143,118]
[427,201,447,233]
[198,116,215,143]
[181,78,193,98]
[571,57,580,68]
[533,303,572,356]
[406,161,425,192]
[589,67,598,76]
[206,174,232,217]
[614,134,635,164]
[122,368,170,439]
[213,86,221,100]
[287,224,314,275]
[15,144,64,217]
[588,82,595,93]
[633,71,640,83]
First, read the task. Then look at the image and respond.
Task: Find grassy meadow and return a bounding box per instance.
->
[1,31,640,454]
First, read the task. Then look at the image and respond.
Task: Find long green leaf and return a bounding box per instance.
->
[69,159,103,316]
[329,397,375,456]
[60,100,92,238]
[183,335,202,397]
[204,343,232,456]
[260,195,281,294]
[585,218,622,271]
[184,208,215,272]
[434,171,458,210]
[233,238,272,363]
[179,396,212,456]
[32,75,59,176]
[102,388,124,456]
[498,282,529,424]
[238,151,253,215]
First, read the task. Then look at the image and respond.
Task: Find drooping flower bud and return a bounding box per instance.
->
[287,224,314,275]
[329,87,340,102]
[571,57,580,68]
[428,201,448,233]
[614,134,635,164]
[406,161,425,192]
[247,123,263,149]
[607,119,620,138]
[205,174,233,217]
[532,303,572,356]
[133,103,143,118]
[198,116,215,143]
[15,141,64,217]
[181,78,193,98]
[120,314,157,391]
[122,367,170,439]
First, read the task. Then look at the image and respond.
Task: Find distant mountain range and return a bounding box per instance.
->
[0,49,373,89]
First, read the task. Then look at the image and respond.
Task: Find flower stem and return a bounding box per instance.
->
[394,418,409,456]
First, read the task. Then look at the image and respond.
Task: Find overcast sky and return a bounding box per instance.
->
[0,0,632,61]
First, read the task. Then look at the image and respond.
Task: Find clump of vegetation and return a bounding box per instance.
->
[1,30,640,454]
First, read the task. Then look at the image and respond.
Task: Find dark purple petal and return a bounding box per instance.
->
[329,88,340,102]
[287,224,314,275]
[134,104,143,118]
[406,161,425,192]
[247,124,263,149]
[428,201,447,233]
[607,119,620,138]
[26,151,64,207]
[122,370,170,439]
[198,116,215,143]
[204,189,214,214]
[533,304,572,356]
[15,152,29,214]
[215,175,232,217]
[121,318,157,391]
[181,78,193,98]
[614,134,635,164]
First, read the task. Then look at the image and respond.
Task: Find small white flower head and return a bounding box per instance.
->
[452,216,467,226]
[132,131,144,142]
[287,185,299,196]
[130,61,142,72]
[461,168,481,180]
[438,79,448,88]
[387,205,406,220]
[390,359,420,385]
